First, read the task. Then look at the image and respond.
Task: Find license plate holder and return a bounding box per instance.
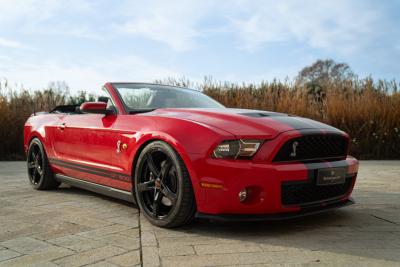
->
[317,167,346,186]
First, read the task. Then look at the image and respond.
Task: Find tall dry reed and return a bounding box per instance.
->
[0,77,399,160]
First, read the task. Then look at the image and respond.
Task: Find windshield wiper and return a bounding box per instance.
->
[129,108,157,114]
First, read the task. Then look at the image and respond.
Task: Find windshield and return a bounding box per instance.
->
[113,83,225,110]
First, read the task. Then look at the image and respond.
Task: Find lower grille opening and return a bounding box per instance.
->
[281,175,355,206]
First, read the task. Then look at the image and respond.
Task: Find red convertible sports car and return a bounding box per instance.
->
[24,82,359,227]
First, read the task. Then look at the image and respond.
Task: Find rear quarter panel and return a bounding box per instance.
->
[24,114,63,158]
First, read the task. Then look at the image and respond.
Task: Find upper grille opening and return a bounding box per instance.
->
[273,134,348,162]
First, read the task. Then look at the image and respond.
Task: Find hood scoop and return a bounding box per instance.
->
[239,112,275,118]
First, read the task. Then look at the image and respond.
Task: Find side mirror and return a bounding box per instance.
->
[80,102,108,114]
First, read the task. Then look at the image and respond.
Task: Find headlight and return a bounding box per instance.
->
[212,140,263,159]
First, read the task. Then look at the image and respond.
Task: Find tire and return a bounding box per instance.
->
[27,138,60,190]
[134,141,196,228]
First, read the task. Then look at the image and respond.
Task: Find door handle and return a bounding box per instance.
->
[59,122,66,130]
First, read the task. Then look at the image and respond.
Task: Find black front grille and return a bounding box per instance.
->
[273,134,348,162]
[281,176,354,206]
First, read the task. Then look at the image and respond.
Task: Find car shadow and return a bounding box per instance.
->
[161,190,400,263]
[54,185,399,263]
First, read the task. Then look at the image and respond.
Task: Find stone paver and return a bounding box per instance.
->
[107,250,141,266]
[0,162,140,267]
[0,249,21,262]
[1,237,55,254]
[140,161,400,267]
[47,235,107,253]
[53,245,126,267]
[1,161,400,266]
[0,247,74,267]
[85,261,120,267]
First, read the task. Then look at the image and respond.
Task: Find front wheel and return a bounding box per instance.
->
[134,141,196,228]
[27,138,60,190]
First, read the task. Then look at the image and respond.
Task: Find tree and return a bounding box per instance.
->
[296,59,355,102]
[297,59,355,86]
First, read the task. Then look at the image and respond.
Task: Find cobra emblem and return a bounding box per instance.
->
[290,141,299,157]
[116,140,128,154]
[116,140,122,153]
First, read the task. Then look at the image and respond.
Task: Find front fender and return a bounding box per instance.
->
[126,118,234,207]
[127,131,200,187]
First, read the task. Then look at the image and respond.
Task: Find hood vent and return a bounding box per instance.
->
[239,112,271,118]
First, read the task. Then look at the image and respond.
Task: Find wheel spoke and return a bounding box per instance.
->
[159,160,172,181]
[152,191,162,217]
[160,182,177,205]
[137,180,155,192]
[34,147,40,158]
[36,167,43,176]
[28,162,35,169]
[146,154,159,177]
[32,168,38,182]
[31,151,36,162]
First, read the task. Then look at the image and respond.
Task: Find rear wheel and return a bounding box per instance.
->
[27,138,60,190]
[134,141,195,228]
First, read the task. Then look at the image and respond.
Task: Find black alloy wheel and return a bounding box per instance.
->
[27,142,44,185]
[135,141,195,228]
[27,138,60,190]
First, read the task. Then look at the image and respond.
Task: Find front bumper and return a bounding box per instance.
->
[196,198,354,221]
[190,155,358,215]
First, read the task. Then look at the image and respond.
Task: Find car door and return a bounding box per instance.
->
[50,86,121,186]
[53,112,119,185]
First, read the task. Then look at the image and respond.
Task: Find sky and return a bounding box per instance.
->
[0,0,399,93]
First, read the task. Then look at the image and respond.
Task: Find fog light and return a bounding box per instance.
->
[238,188,248,202]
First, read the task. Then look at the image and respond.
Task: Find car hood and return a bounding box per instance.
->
[149,108,342,139]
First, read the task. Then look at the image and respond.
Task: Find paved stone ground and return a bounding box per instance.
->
[0,161,399,266]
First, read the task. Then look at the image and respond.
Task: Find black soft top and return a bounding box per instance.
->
[50,105,81,114]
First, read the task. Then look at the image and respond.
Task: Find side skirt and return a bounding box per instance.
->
[55,174,134,203]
